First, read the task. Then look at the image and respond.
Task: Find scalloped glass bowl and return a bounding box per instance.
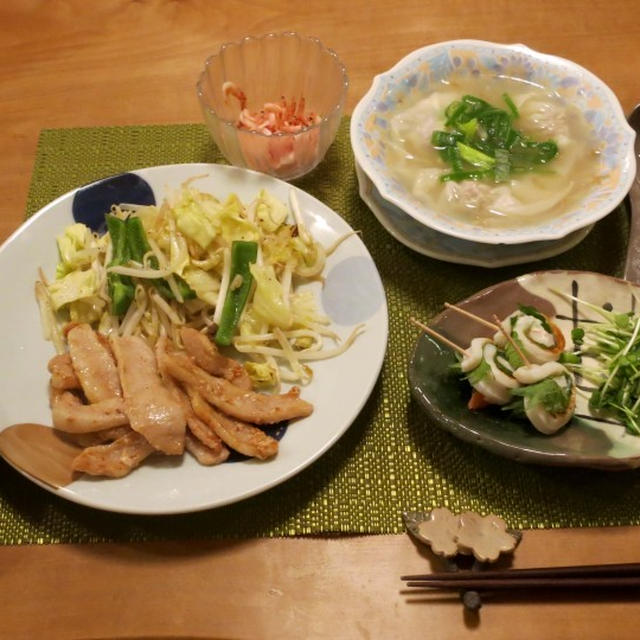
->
[351,40,636,246]
[197,33,348,181]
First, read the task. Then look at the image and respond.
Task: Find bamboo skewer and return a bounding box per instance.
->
[410,305,529,366]
[409,317,467,356]
[444,302,499,330]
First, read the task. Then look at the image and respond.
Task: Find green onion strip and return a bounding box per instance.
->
[431,93,559,183]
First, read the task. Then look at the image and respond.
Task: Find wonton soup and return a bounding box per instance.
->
[386,74,602,230]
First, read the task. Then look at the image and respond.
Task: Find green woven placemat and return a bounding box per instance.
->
[2,118,639,545]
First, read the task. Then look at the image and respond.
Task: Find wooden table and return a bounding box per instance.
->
[2,1,640,638]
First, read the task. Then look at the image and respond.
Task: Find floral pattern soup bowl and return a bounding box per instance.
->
[351,40,635,246]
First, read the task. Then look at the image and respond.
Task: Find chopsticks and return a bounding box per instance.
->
[402,562,640,591]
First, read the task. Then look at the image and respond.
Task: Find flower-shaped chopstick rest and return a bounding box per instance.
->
[403,508,521,563]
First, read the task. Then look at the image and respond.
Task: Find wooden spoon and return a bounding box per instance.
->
[0,423,81,488]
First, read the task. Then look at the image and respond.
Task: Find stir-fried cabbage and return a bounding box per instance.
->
[249,263,293,329]
[48,268,98,310]
[253,189,289,232]
[55,223,99,277]
[36,181,363,387]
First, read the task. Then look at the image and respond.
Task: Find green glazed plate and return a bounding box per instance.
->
[409,270,640,470]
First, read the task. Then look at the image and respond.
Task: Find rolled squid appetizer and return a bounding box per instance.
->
[509,362,576,434]
[460,337,520,409]
[493,306,565,365]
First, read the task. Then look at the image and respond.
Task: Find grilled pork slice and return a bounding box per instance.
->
[63,426,131,448]
[67,324,121,402]
[155,337,230,463]
[181,327,252,390]
[71,431,154,478]
[50,386,129,433]
[164,351,313,424]
[48,353,81,391]
[187,386,278,460]
[185,431,230,466]
[185,414,230,458]
[111,335,186,455]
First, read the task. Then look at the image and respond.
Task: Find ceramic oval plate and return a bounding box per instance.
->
[0,163,388,513]
[409,270,640,470]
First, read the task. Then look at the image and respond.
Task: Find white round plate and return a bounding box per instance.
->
[0,163,388,514]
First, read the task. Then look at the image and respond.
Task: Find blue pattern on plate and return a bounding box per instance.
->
[227,422,289,463]
[72,172,156,233]
[322,256,385,324]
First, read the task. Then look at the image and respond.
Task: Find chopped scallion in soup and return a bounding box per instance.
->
[432,93,559,183]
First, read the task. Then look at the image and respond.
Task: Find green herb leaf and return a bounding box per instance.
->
[502,93,519,119]
[431,130,464,148]
[440,169,492,183]
[458,118,478,141]
[510,139,558,168]
[466,358,491,386]
[439,145,464,172]
[614,313,632,329]
[434,94,559,182]
[511,377,570,414]
[502,397,526,417]
[504,337,525,369]
[444,101,466,126]
[571,327,585,345]
[589,388,603,410]
[518,304,552,333]
[559,352,581,365]
[456,142,496,169]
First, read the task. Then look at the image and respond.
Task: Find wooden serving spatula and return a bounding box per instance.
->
[0,423,81,488]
